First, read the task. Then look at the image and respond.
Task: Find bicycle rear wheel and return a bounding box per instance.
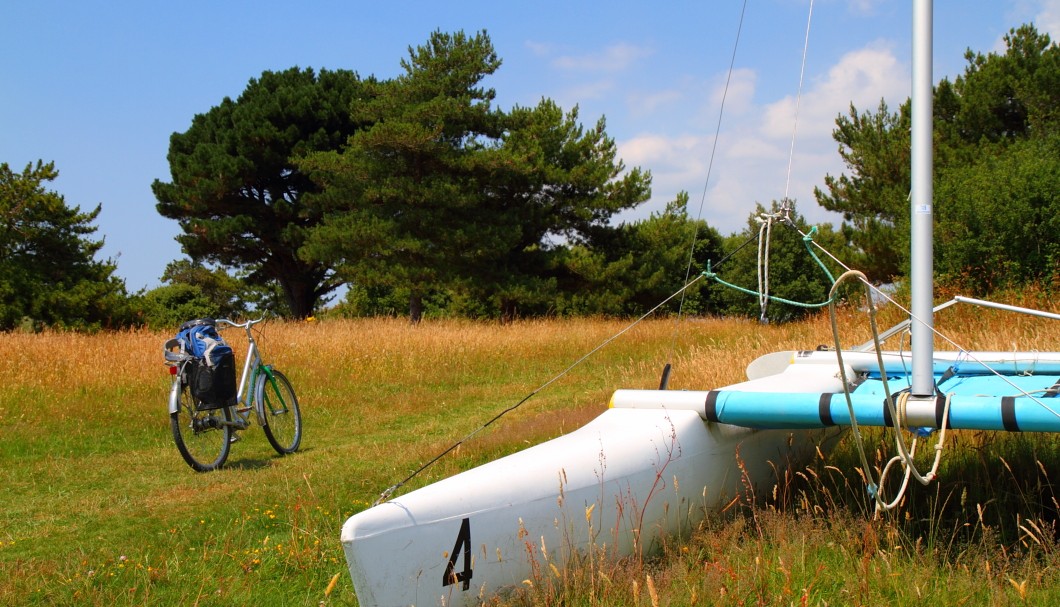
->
[256,368,302,455]
[171,381,233,472]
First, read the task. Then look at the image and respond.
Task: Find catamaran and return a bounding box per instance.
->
[340,2,1060,605]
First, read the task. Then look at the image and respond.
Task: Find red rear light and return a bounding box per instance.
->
[169,365,178,376]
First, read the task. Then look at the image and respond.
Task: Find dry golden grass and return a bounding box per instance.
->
[2,297,1059,605]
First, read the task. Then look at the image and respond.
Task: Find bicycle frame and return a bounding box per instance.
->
[165,317,271,425]
[221,317,271,430]
[165,314,302,472]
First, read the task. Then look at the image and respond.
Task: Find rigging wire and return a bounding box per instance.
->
[704,220,1060,510]
[670,0,816,350]
[374,274,708,505]
[759,0,815,321]
[783,0,815,201]
[664,0,750,380]
[784,221,1060,424]
[373,0,1058,511]
[375,0,814,501]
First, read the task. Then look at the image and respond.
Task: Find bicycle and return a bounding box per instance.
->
[163,316,303,472]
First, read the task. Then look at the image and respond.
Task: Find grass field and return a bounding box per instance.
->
[1,302,1059,606]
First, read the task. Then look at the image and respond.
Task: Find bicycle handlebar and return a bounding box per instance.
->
[164,315,269,366]
[215,314,268,330]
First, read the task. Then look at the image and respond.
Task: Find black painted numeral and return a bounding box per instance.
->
[442,517,472,591]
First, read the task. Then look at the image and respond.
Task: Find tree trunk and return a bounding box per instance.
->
[500,298,518,324]
[409,292,423,324]
[281,276,317,319]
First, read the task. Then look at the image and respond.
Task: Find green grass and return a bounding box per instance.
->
[502,429,1060,607]
[1,313,1059,605]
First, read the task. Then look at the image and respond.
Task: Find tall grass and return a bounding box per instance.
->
[0,301,1058,605]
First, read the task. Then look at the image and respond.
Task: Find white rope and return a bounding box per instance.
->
[825,270,953,513]
[757,0,814,324]
[785,222,1060,424]
[756,213,773,322]
[874,392,953,511]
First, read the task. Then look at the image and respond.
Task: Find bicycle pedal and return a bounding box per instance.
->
[229,433,242,444]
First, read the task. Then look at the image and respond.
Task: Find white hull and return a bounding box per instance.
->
[338,3,1058,604]
[341,361,847,606]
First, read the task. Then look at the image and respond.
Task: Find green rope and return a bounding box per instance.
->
[701,222,838,309]
[704,267,833,308]
[800,225,836,285]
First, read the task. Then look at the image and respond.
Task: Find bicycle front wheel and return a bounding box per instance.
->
[171,381,233,472]
[256,368,302,455]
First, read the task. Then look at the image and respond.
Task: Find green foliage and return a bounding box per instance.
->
[0,160,132,330]
[331,282,494,320]
[153,67,368,318]
[301,30,651,322]
[137,260,254,328]
[814,100,910,283]
[815,24,1060,291]
[328,189,714,321]
[145,25,1060,323]
[935,133,1060,292]
[954,25,1060,142]
[300,31,508,322]
[490,100,652,318]
[137,283,219,329]
[711,202,845,323]
[555,192,723,316]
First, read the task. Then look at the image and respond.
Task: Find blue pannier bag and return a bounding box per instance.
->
[176,319,237,410]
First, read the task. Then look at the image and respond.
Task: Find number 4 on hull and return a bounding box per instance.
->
[443,517,473,591]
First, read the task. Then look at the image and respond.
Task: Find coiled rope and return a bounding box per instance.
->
[825,269,952,513]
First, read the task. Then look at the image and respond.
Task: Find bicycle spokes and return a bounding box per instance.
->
[167,315,300,471]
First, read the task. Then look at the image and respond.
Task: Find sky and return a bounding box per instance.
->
[3,1,1059,293]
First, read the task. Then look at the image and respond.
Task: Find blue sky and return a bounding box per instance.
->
[3,1,1058,292]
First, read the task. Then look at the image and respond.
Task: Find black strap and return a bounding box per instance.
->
[704,391,721,423]
[1001,396,1020,432]
[818,393,835,426]
[935,394,950,429]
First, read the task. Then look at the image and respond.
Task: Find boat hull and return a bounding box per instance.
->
[341,362,848,606]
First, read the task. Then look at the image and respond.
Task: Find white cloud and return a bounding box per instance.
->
[524,40,553,57]
[559,79,616,105]
[710,68,757,116]
[614,39,906,234]
[844,0,885,16]
[528,41,655,111]
[552,42,654,72]
[628,88,684,116]
[619,134,707,180]
[761,43,906,140]
[995,1,1060,53]
[1034,0,1060,38]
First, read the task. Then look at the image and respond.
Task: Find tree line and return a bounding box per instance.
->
[2,26,1057,331]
